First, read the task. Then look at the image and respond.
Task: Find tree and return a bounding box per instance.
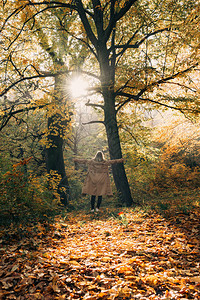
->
[0,2,77,205]
[0,0,199,206]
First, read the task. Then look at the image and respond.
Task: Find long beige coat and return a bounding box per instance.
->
[74,158,123,196]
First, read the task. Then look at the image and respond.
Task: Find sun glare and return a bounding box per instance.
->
[69,76,89,98]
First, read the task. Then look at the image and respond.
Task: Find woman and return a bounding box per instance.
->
[73,151,124,212]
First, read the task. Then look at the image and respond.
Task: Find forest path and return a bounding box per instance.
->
[0,208,200,299]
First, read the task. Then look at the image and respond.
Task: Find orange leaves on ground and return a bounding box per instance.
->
[0,209,200,299]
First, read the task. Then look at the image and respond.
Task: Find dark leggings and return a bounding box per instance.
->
[91,195,102,210]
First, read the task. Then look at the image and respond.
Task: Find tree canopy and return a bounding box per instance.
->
[0,0,199,207]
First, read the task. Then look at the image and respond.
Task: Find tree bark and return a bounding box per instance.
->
[46,75,70,206]
[105,108,135,206]
[98,46,135,206]
[46,113,70,206]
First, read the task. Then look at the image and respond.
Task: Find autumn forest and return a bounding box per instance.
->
[0,0,199,299]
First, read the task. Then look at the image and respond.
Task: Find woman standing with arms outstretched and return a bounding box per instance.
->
[73,151,124,212]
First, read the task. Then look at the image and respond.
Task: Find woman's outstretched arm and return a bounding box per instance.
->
[106,158,124,165]
[73,158,89,164]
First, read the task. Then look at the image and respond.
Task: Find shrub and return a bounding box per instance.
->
[150,160,200,193]
[0,158,61,224]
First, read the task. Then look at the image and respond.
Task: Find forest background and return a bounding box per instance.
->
[0,0,199,225]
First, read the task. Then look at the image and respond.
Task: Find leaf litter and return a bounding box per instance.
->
[0,209,199,299]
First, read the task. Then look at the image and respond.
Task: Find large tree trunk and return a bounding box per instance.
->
[46,113,70,206]
[104,109,134,206]
[98,47,135,206]
[46,75,70,206]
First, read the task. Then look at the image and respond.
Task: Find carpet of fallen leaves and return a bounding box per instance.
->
[0,208,200,300]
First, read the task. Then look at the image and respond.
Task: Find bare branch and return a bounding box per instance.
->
[0,71,68,98]
[115,63,199,112]
[115,93,138,112]
[116,93,200,113]
[112,25,142,59]
[9,53,23,77]
[0,103,49,132]
[75,0,97,48]
[137,63,199,98]
[58,21,98,59]
[118,125,139,145]
[139,97,200,113]
[115,27,170,58]
[114,0,137,22]
[1,2,75,50]
[105,0,137,42]
[92,0,104,37]
[0,4,25,32]
[165,81,197,92]
[82,120,105,126]
[85,102,104,109]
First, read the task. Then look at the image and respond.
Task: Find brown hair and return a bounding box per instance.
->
[94,151,104,162]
